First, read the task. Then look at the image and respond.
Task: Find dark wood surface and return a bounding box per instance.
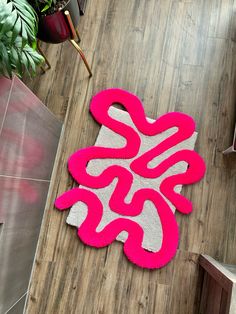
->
[199,255,236,314]
[24,0,236,313]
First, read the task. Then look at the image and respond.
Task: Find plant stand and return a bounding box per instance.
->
[38,10,92,77]
[77,0,87,15]
[37,40,51,73]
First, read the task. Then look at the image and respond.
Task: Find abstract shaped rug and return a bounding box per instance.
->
[55,88,206,269]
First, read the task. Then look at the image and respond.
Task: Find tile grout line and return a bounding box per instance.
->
[5,291,28,314]
[0,174,50,183]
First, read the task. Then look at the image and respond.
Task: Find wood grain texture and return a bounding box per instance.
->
[24,0,236,313]
[199,273,223,314]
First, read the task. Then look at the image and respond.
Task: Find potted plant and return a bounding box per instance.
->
[0,0,44,78]
[29,0,81,43]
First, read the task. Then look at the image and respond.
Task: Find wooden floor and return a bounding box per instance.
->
[24,0,236,313]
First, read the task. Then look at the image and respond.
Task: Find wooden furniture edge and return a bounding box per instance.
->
[199,255,236,293]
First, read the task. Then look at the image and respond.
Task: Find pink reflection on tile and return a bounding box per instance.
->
[0,76,62,180]
[0,176,50,313]
[0,76,62,313]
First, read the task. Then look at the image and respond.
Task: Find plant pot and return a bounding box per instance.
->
[37,11,70,43]
[64,0,80,27]
[37,0,80,44]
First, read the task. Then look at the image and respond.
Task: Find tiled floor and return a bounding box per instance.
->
[0,77,62,313]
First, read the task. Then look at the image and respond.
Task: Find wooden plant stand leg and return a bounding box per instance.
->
[37,40,51,72]
[64,10,81,43]
[64,10,92,77]
[76,28,81,43]
[77,0,85,15]
[69,39,92,77]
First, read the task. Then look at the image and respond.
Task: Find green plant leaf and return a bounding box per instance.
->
[0,2,12,22]
[11,15,21,42]
[41,0,53,12]
[13,3,37,29]
[0,0,42,78]
[10,46,23,76]
[41,4,49,12]
[0,8,17,37]
[10,0,38,44]
[24,45,44,64]
[0,41,12,78]
[14,36,23,48]
[25,52,36,74]
[21,23,28,46]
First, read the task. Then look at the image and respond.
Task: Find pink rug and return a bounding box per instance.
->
[55,88,206,269]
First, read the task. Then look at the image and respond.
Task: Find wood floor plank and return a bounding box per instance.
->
[209,0,234,39]
[23,0,236,313]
